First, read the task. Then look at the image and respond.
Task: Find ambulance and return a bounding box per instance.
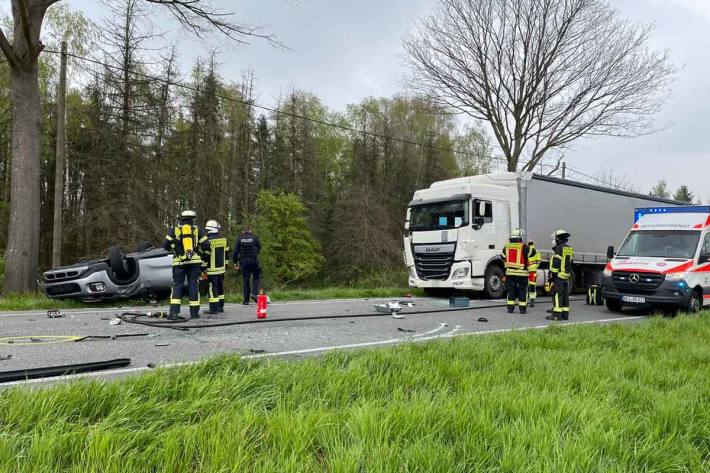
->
[602,206,710,313]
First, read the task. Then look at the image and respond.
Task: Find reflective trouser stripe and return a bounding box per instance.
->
[553,293,564,313]
[189,300,200,307]
[218,295,225,301]
[208,283,219,303]
[507,300,516,305]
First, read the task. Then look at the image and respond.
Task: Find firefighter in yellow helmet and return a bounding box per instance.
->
[162,210,211,319]
[546,229,574,321]
[203,219,229,315]
[501,228,530,314]
[527,241,541,307]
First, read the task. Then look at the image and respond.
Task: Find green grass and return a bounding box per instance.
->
[0,286,422,311]
[1,315,708,472]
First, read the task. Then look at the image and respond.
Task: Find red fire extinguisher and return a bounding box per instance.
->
[256,290,268,319]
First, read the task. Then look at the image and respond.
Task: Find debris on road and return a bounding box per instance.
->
[110,318,121,326]
[47,309,65,318]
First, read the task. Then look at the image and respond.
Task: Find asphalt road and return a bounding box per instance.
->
[0,296,648,388]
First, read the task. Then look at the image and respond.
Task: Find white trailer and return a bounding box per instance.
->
[403,172,679,298]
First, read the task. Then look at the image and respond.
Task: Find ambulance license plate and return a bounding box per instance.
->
[622,296,646,304]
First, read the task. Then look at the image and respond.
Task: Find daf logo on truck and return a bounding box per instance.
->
[425,247,441,253]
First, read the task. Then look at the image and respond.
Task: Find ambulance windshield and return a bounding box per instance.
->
[618,231,700,259]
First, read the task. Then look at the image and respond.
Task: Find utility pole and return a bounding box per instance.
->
[51,41,67,268]
[561,161,566,180]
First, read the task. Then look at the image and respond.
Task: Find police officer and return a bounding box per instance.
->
[233,226,262,305]
[527,241,541,307]
[204,219,229,314]
[546,229,574,321]
[162,210,211,319]
[501,228,529,314]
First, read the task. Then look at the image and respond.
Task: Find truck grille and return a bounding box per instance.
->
[612,271,664,291]
[414,252,455,280]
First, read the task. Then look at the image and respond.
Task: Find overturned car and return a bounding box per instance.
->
[40,244,173,302]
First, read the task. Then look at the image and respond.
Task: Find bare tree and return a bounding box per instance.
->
[0,0,277,294]
[404,0,676,172]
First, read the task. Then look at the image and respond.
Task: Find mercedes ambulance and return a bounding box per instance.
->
[602,206,710,313]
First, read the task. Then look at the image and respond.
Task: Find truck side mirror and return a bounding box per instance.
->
[472,216,484,230]
[607,246,615,259]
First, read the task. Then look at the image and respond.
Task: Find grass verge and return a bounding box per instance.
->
[0,287,423,311]
[0,315,708,471]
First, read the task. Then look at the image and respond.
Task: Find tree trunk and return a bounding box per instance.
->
[4,65,41,293]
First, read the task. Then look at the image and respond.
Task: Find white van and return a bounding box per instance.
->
[603,206,710,313]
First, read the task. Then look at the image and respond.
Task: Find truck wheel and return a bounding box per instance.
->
[605,298,623,313]
[685,290,702,314]
[109,246,130,279]
[484,265,506,299]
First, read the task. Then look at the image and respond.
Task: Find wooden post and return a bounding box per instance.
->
[51,41,67,268]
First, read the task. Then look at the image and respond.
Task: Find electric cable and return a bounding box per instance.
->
[118,297,588,331]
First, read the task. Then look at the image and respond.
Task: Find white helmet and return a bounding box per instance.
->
[205,219,221,234]
[179,210,197,222]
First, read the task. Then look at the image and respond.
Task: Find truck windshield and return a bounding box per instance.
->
[618,231,700,259]
[409,200,469,231]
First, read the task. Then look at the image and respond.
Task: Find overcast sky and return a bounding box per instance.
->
[65,0,709,200]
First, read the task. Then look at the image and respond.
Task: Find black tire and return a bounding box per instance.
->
[605,298,623,313]
[137,241,153,252]
[484,265,506,299]
[109,245,130,278]
[685,290,702,314]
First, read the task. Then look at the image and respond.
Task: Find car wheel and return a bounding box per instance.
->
[109,246,130,278]
[605,298,623,313]
[137,241,153,252]
[484,265,506,299]
[685,290,702,314]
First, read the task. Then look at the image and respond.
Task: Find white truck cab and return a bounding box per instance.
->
[602,206,710,313]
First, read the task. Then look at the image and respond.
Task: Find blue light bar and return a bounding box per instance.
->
[634,206,710,222]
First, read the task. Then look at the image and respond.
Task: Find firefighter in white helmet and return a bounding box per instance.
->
[501,228,530,314]
[203,219,229,314]
[546,229,574,321]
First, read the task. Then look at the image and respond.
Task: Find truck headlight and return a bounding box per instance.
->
[452,268,469,279]
[666,272,687,281]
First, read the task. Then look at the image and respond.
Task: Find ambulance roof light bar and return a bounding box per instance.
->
[634,205,710,223]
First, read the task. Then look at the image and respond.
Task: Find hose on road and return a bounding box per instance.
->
[118,297,588,331]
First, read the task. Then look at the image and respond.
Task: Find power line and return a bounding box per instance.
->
[43,48,636,193]
[45,48,504,165]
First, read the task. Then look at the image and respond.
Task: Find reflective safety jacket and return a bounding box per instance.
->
[163,224,211,266]
[528,243,541,273]
[550,243,574,280]
[501,242,529,277]
[205,233,229,275]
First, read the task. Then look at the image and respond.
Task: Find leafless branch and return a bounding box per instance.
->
[404,0,676,172]
[144,0,284,48]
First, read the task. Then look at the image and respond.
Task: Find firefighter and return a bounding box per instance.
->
[204,219,229,314]
[163,210,211,319]
[501,228,529,314]
[527,241,541,307]
[233,225,262,305]
[546,229,574,321]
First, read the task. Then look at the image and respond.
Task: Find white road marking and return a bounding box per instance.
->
[412,323,448,338]
[0,315,647,388]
